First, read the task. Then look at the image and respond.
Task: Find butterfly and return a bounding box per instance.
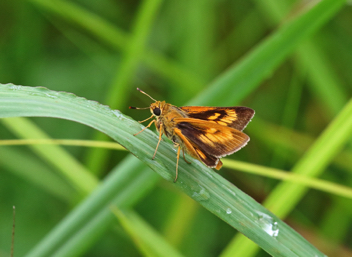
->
[130,88,254,182]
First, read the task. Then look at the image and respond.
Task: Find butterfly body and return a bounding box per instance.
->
[130,89,254,182]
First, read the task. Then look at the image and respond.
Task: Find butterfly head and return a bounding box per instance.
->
[150,101,169,117]
[129,88,165,118]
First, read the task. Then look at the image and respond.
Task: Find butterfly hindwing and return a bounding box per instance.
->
[174,127,221,168]
[175,118,250,158]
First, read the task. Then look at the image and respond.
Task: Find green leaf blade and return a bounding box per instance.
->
[0,83,327,257]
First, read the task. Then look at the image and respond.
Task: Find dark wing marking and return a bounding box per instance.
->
[180,106,255,131]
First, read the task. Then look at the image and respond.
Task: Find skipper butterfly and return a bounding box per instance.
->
[130,88,254,182]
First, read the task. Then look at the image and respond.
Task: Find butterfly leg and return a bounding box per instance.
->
[152,123,163,160]
[182,150,192,164]
[138,114,154,124]
[174,144,181,182]
[133,119,155,136]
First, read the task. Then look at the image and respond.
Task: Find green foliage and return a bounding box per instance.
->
[0,0,351,257]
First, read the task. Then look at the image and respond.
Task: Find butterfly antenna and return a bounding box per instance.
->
[129,106,150,110]
[136,88,157,102]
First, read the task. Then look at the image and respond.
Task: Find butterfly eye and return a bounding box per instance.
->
[153,108,161,116]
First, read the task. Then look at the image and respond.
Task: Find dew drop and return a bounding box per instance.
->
[45,93,57,99]
[192,187,210,201]
[9,84,21,91]
[255,211,279,238]
[112,110,122,118]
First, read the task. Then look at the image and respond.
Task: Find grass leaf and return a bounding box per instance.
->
[0,83,327,256]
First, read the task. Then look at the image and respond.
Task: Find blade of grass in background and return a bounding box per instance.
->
[296,40,348,116]
[0,147,76,202]
[1,84,327,256]
[111,208,184,257]
[162,194,199,247]
[191,0,347,106]
[1,117,97,195]
[256,0,348,116]
[270,68,303,168]
[320,197,352,242]
[207,8,267,75]
[249,118,352,172]
[0,139,125,150]
[29,0,205,92]
[46,168,159,257]
[178,0,215,81]
[223,159,352,199]
[105,0,163,111]
[2,138,351,200]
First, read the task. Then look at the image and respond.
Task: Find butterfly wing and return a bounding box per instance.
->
[179,106,254,131]
[175,118,250,160]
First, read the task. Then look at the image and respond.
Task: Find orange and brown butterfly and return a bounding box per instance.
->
[130,88,255,182]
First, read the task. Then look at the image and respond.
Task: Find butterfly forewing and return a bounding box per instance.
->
[180,106,254,131]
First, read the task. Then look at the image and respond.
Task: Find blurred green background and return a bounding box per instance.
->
[1,0,352,256]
